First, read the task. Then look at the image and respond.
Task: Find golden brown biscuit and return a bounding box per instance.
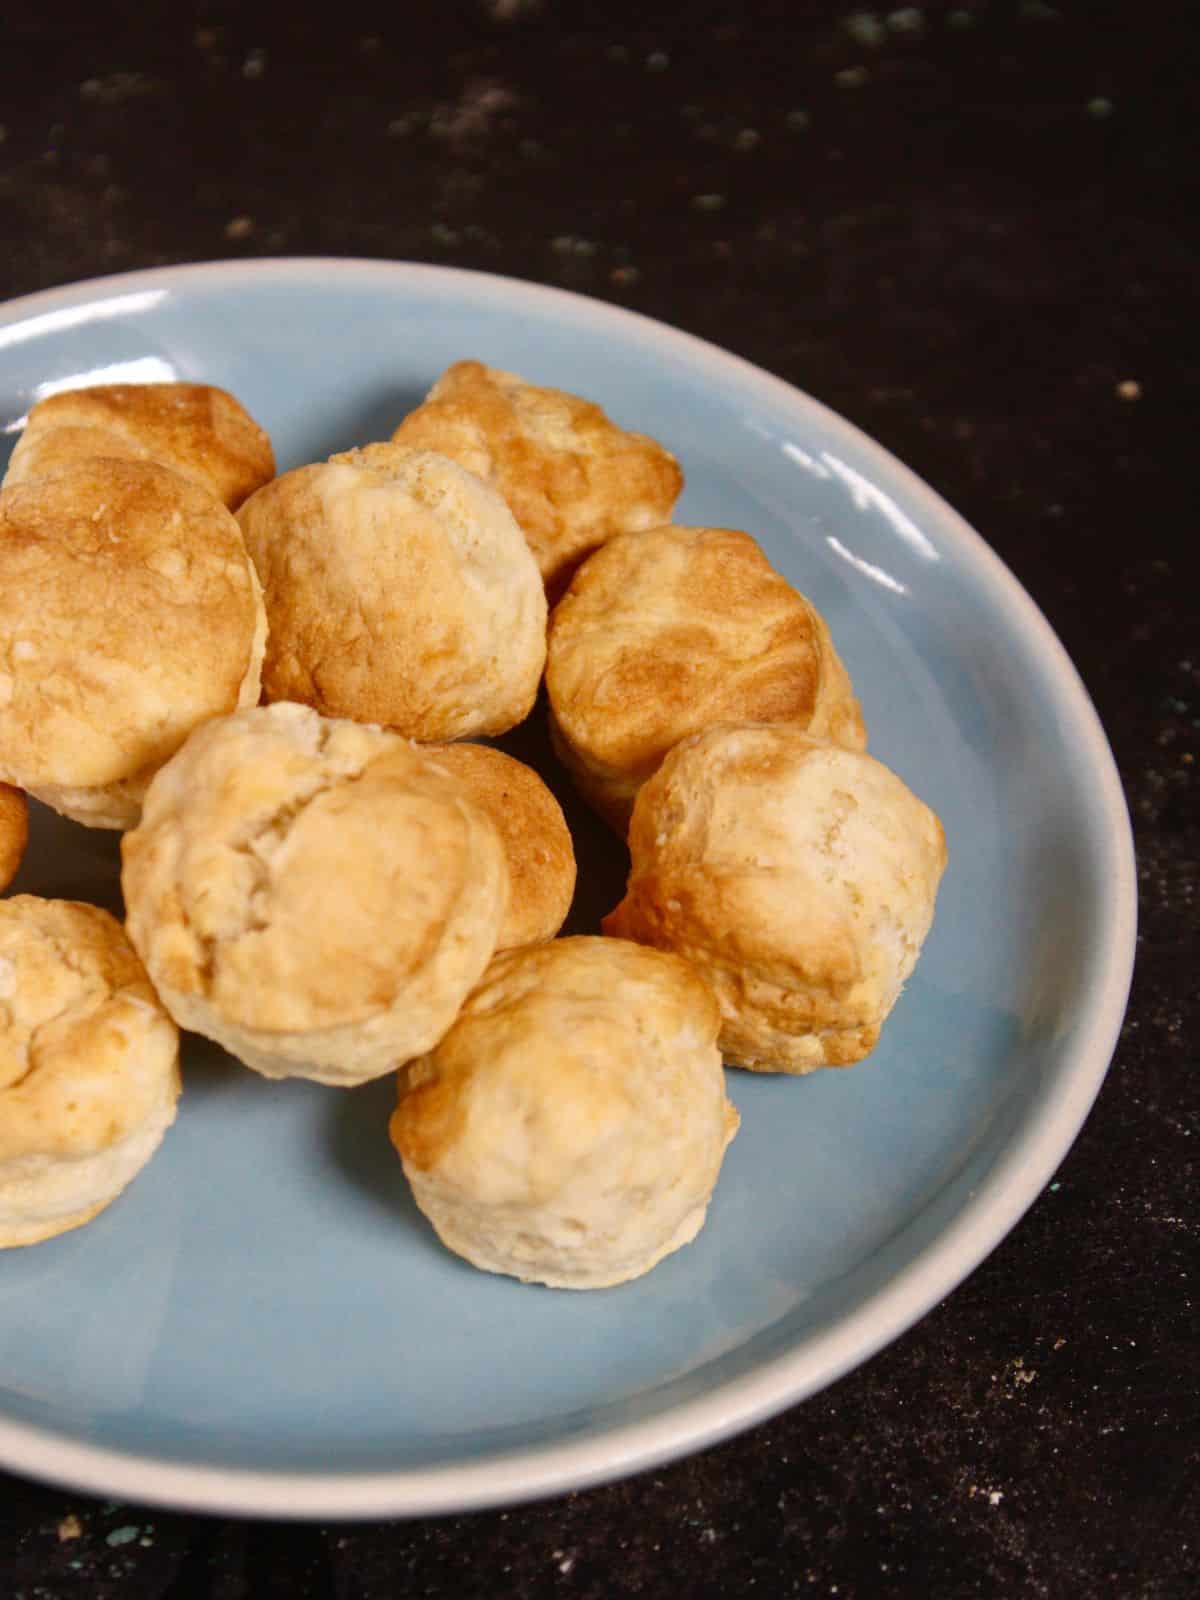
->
[121,703,510,1087]
[603,724,947,1073]
[424,743,575,949]
[237,443,546,740]
[4,382,275,510]
[390,936,738,1289]
[0,786,28,892]
[391,360,683,599]
[0,896,181,1248]
[547,525,866,833]
[0,460,266,829]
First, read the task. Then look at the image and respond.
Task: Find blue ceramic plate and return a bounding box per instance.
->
[0,261,1134,1518]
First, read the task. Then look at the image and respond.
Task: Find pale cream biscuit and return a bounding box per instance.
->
[0,896,181,1248]
[121,703,510,1087]
[547,525,866,833]
[237,443,546,741]
[603,724,947,1074]
[390,936,738,1289]
[0,786,28,892]
[391,360,683,599]
[4,382,275,510]
[0,460,266,830]
[423,743,575,950]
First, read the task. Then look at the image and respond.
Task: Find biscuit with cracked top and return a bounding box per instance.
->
[121,702,511,1087]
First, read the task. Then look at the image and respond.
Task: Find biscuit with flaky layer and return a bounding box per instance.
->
[238,443,546,741]
[0,786,28,893]
[603,724,947,1073]
[546,524,866,833]
[121,703,510,1087]
[0,460,266,829]
[4,382,275,511]
[0,896,181,1248]
[423,743,575,950]
[391,360,682,599]
[390,936,739,1289]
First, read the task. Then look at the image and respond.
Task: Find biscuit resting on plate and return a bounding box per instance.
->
[121,703,510,1087]
[0,896,181,1248]
[547,524,866,833]
[390,936,739,1289]
[391,360,683,600]
[423,742,575,949]
[0,459,266,829]
[3,382,275,510]
[603,724,947,1073]
[237,443,546,740]
[0,786,28,892]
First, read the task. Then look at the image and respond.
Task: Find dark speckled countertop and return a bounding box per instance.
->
[1,2,1196,1596]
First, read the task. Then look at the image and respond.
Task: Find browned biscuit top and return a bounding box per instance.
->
[545,524,866,831]
[392,360,683,598]
[237,443,546,741]
[4,382,275,510]
[0,459,263,793]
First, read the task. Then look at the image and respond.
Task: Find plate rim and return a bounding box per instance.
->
[0,257,1137,1519]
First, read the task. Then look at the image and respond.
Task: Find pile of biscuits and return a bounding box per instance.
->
[0,364,946,1287]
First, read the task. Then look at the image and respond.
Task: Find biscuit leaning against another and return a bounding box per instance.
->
[390,937,739,1289]
[3,382,275,511]
[121,703,511,1088]
[422,743,576,950]
[392,360,683,600]
[0,896,181,1248]
[603,723,947,1074]
[0,459,266,829]
[546,523,867,833]
[237,442,546,741]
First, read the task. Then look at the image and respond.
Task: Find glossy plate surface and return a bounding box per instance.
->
[0,261,1135,1518]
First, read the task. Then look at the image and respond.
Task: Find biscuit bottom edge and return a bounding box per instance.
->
[0,1197,110,1249]
[718,1016,883,1074]
[406,1179,713,1291]
[0,1090,179,1250]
